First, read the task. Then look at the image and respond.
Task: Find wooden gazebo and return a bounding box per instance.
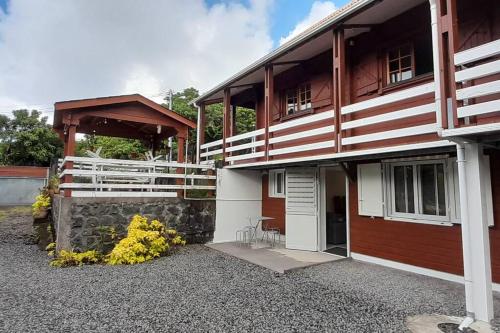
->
[52,94,209,198]
[53,94,195,160]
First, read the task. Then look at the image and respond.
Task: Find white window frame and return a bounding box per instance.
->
[269,169,286,198]
[384,159,452,224]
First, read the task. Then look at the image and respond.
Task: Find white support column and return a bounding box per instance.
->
[457,143,494,322]
[196,105,201,164]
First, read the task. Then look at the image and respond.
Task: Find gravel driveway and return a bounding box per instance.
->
[1,208,499,332]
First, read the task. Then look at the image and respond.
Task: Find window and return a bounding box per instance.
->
[387,44,414,84]
[386,160,448,222]
[285,83,311,116]
[269,169,285,198]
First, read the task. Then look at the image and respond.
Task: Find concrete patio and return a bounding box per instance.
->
[206,241,345,273]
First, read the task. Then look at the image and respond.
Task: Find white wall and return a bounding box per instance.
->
[213,169,262,243]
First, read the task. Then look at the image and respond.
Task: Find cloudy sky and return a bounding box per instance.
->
[0,0,347,121]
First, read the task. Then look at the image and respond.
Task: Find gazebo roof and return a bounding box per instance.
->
[53,94,195,141]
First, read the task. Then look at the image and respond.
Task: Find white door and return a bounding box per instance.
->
[285,168,319,251]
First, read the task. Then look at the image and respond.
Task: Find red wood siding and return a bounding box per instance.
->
[350,153,500,283]
[0,166,48,178]
[349,161,464,276]
[488,151,500,283]
[262,174,286,234]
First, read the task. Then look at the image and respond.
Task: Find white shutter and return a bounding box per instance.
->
[286,169,317,215]
[285,168,318,251]
[357,163,383,217]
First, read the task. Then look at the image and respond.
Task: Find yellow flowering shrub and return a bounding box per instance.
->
[50,250,101,267]
[106,215,186,265]
[32,193,50,216]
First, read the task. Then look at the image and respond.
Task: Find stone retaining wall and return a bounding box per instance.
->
[52,196,215,252]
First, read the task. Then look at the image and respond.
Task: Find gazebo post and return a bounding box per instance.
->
[63,124,77,197]
[176,134,186,198]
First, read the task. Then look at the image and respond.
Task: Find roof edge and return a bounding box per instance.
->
[193,0,374,105]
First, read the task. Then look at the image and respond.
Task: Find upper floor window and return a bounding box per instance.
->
[387,43,414,84]
[285,83,311,115]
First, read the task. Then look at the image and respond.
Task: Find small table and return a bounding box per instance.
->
[247,216,274,244]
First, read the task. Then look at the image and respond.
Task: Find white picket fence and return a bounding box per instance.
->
[58,156,216,198]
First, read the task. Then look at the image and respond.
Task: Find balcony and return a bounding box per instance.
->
[339,81,440,151]
[441,38,500,137]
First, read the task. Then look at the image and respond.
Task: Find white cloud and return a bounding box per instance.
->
[0,0,274,121]
[279,1,337,45]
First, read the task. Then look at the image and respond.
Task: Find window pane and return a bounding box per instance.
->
[389,60,399,72]
[400,56,412,68]
[401,70,413,80]
[406,166,415,213]
[421,164,437,215]
[436,164,446,216]
[276,173,283,194]
[394,166,407,213]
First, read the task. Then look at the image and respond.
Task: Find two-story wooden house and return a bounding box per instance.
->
[194,0,499,323]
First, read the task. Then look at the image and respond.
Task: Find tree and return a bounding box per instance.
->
[0,110,63,166]
[163,87,256,161]
[76,135,148,160]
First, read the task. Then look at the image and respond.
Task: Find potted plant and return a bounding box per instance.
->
[32,191,51,220]
[48,175,60,195]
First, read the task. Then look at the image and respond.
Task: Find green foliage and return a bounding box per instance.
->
[106,215,186,265]
[48,175,59,191]
[0,110,63,166]
[76,135,148,160]
[50,250,102,267]
[163,87,256,161]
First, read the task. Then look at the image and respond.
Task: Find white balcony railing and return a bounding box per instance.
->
[225,128,265,162]
[454,38,500,119]
[200,139,223,164]
[268,110,335,156]
[58,156,216,198]
[340,82,437,146]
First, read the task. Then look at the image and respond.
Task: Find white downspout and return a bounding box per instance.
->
[456,143,476,329]
[429,0,444,133]
[195,104,201,165]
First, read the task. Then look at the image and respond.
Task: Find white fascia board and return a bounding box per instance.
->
[441,123,500,137]
[224,140,454,169]
[71,191,178,198]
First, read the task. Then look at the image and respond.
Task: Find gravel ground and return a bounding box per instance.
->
[1,209,499,333]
